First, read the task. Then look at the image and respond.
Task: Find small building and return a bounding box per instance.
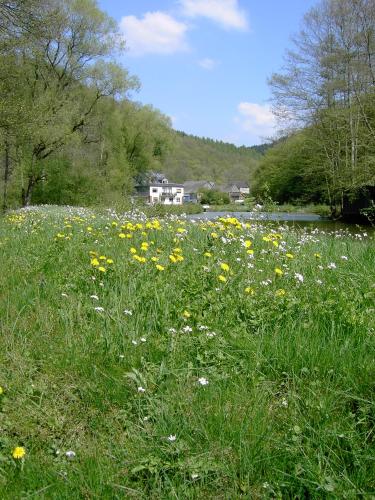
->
[135,181,184,205]
[183,180,215,203]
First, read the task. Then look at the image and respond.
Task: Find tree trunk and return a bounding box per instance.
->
[22,175,35,207]
[2,130,10,211]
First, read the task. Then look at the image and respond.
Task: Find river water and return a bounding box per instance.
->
[187,211,374,236]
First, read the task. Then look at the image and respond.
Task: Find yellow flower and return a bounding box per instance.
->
[130,247,137,254]
[177,227,186,233]
[98,266,106,273]
[133,255,146,263]
[274,268,283,277]
[173,248,182,253]
[151,256,159,262]
[247,249,254,255]
[314,253,321,258]
[183,310,191,318]
[286,253,294,259]
[273,240,279,247]
[211,232,218,239]
[275,289,286,297]
[244,240,252,248]
[156,264,165,271]
[245,287,255,295]
[220,263,230,272]
[91,258,99,267]
[218,275,227,283]
[12,447,25,460]
[118,233,126,239]
[204,252,212,258]
[0,386,3,395]
[112,221,118,227]
[106,259,114,264]
[87,227,93,232]
[169,255,177,263]
[99,256,106,260]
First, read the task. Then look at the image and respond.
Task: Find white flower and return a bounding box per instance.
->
[90,295,99,300]
[198,377,209,386]
[168,328,177,334]
[191,473,199,480]
[327,262,337,269]
[94,306,104,312]
[123,309,133,315]
[65,450,76,459]
[61,293,68,298]
[341,255,348,261]
[119,354,125,359]
[198,325,208,331]
[295,273,304,283]
[281,398,288,407]
[207,332,216,338]
[182,325,192,333]
[131,340,138,345]
[99,282,104,287]
[316,279,323,285]
[167,434,176,442]
[137,386,146,393]
[140,337,147,343]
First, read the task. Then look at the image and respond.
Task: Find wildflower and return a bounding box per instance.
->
[168,328,177,334]
[204,252,212,257]
[245,287,255,295]
[90,295,99,300]
[156,264,165,271]
[118,233,126,239]
[286,253,294,259]
[94,307,104,312]
[218,275,227,283]
[275,289,286,297]
[328,262,337,269]
[98,266,106,273]
[123,309,133,315]
[131,340,138,345]
[191,473,199,480]
[295,273,304,282]
[198,377,209,386]
[65,450,76,459]
[247,249,254,255]
[151,256,159,262]
[99,256,106,260]
[140,337,147,343]
[244,240,252,248]
[182,325,193,333]
[137,386,146,393]
[314,253,321,258]
[169,254,177,263]
[91,258,99,267]
[210,232,218,238]
[130,247,137,254]
[341,255,348,261]
[61,293,68,298]
[12,447,26,460]
[220,263,230,272]
[0,386,3,395]
[167,435,176,442]
[183,310,191,318]
[274,268,283,277]
[206,332,216,338]
[106,259,114,264]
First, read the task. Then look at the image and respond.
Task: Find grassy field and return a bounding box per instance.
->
[0,205,374,498]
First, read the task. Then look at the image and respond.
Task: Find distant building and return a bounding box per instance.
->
[183,180,215,203]
[226,182,250,202]
[135,173,184,205]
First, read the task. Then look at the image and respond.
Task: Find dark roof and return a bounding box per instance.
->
[149,183,184,187]
[183,180,215,193]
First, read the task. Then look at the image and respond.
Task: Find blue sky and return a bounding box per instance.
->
[98,0,317,146]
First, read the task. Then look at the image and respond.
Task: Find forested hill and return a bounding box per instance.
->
[163,131,266,184]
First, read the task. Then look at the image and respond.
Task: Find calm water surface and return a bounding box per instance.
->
[187,211,374,236]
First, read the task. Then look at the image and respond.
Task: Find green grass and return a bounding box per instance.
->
[208,203,331,215]
[0,205,374,498]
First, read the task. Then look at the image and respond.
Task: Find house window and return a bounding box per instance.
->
[169,197,173,202]
[152,188,158,193]
[176,197,180,203]
[176,189,181,193]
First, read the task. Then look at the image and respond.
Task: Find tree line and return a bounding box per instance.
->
[253,0,375,216]
[0,0,173,209]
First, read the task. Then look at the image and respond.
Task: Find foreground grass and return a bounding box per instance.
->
[0,206,374,498]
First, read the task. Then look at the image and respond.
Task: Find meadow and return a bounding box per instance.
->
[0,205,374,498]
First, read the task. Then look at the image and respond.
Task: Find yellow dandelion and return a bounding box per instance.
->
[130,247,137,254]
[220,263,230,272]
[211,232,218,239]
[98,266,106,273]
[274,268,283,277]
[204,252,212,258]
[156,264,165,271]
[169,255,177,263]
[244,240,252,248]
[286,253,294,259]
[0,386,3,395]
[99,256,106,260]
[91,258,99,267]
[12,447,25,460]
[314,253,321,258]
[151,256,159,262]
[245,287,255,295]
[275,289,286,297]
[218,275,227,283]
[247,249,254,255]
[118,233,126,239]
[106,259,114,264]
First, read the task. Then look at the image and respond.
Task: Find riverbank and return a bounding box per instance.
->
[0,206,374,497]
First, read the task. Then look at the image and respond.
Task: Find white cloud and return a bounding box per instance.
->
[179,0,248,30]
[120,12,189,56]
[198,58,218,70]
[236,102,277,140]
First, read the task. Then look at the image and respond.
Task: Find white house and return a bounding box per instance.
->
[148,183,184,205]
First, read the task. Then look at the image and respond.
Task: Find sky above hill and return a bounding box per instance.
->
[98,0,317,146]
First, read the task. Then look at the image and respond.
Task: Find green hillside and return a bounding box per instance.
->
[163,131,264,184]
